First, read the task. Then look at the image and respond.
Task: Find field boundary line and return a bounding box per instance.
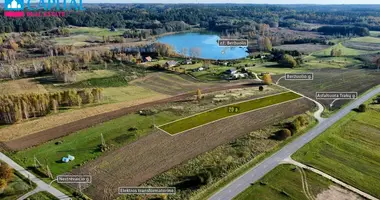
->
[154,125,172,135]
[282,158,380,200]
[164,96,303,137]
[158,91,290,128]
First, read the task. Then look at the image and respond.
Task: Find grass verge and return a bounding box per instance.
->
[233,164,331,200]
[27,191,59,200]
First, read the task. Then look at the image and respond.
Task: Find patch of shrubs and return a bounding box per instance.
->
[98,144,110,152]
[358,104,367,112]
[275,115,310,140]
[138,109,157,116]
[128,127,138,131]
[275,129,292,140]
[174,167,219,190]
[55,141,63,145]
[73,191,91,200]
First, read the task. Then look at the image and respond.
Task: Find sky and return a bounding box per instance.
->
[1,0,380,4]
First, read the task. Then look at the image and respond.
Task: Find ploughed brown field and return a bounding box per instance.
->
[71,97,314,199]
[274,68,380,110]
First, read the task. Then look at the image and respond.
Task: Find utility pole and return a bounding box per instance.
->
[34,155,42,168]
[100,133,105,146]
[46,165,53,179]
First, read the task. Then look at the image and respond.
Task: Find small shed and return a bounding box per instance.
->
[184,59,192,65]
[164,60,178,68]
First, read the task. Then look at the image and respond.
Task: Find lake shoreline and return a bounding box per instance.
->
[157,32,249,60]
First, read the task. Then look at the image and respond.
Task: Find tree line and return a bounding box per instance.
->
[2,4,380,33]
[317,26,370,37]
[0,89,103,124]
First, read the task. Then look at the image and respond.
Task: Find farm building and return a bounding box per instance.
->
[144,56,152,62]
[225,68,237,75]
[232,73,248,79]
[164,61,178,68]
[184,59,192,65]
[193,67,205,72]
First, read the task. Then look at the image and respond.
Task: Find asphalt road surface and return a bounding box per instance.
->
[0,152,71,200]
[210,86,380,200]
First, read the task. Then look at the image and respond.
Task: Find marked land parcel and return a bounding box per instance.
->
[160,92,301,135]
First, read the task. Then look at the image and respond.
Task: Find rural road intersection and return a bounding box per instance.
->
[0,153,71,200]
[209,86,380,200]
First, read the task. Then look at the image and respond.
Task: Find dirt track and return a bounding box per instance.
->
[70,98,314,200]
[3,82,261,151]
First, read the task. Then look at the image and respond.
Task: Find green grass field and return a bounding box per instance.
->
[370,31,380,37]
[101,86,164,103]
[10,111,179,176]
[303,56,362,69]
[248,64,305,74]
[350,36,380,43]
[190,65,231,81]
[313,43,373,56]
[68,75,129,88]
[51,27,126,46]
[52,35,92,47]
[68,27,126,37]
[160,92,301,134]
[293,100,380,198]
[75,70,117,82]
[234,164,331,200]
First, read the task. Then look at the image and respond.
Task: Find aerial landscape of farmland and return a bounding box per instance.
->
[0,2,380,200]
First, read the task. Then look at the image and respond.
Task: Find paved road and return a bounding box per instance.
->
[0,153,71,200]
[17,188,42,200]
[209,86,380,200]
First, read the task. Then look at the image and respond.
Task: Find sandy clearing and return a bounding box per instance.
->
[316,185,364,200]
[0,78,48,95]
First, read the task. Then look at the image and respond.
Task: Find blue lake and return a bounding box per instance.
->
[157,32,249,60]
